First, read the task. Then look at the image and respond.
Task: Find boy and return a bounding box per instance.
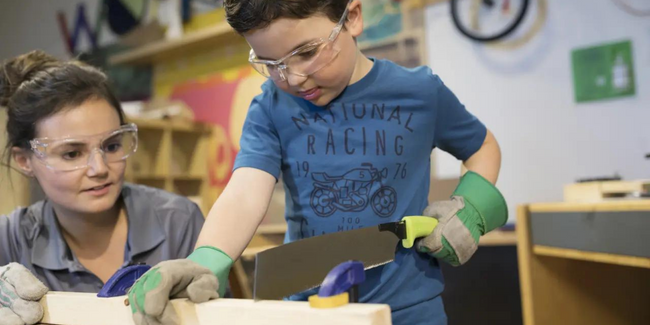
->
[128,1,507,324]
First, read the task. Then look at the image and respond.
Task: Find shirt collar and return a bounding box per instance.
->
[31,184,166,270]
[31,200,71,271]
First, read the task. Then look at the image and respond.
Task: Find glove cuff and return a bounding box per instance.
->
[188,246,233,297]
[453,171,508,233]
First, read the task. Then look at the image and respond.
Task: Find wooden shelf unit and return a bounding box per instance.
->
[517,202,650,325]
[127,117,211,213]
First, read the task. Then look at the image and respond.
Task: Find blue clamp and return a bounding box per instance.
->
[97,264,151,298]
[308,261,365,308]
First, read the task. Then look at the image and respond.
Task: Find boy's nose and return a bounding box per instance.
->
[287,73,308,87]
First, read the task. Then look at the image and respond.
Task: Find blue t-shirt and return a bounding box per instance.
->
[234,59,486,325]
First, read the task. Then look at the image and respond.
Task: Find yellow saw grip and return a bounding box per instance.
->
[401,216,438,249]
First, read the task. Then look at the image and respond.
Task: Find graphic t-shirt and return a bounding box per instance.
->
[234,59,486,325]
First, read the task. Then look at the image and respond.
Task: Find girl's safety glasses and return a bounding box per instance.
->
[29,124,138,172]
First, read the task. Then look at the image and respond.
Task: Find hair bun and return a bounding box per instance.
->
[0,50,60,107]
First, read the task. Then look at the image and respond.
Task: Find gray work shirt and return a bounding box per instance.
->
[0,183,204,292]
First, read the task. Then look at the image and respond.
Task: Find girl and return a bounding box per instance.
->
[0,51,205,325]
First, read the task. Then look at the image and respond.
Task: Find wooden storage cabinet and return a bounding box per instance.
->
[517,202,650,325]
[126,118,211,213]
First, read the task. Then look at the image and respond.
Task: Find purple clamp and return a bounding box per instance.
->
[97,264,151,298]
[317,261,365,302]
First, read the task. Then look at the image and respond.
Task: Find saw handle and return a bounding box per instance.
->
[401,216,438,249]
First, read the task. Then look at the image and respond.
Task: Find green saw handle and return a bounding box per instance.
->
[401,216,438,249]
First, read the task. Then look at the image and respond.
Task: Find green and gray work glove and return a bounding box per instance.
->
[0,263,49,325]
[417,171,507,266]
[128,246,233,325]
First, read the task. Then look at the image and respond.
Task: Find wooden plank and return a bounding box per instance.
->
[601,180,650,194]
[533,245,650,269]
[479,230,517,246]
[564,180,650,202]
[40,292,391,325]
[528,200,650,213]
[109,22,240,66]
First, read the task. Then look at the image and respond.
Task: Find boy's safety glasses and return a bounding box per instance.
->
[29,124,138,172]
[248,0,353,82]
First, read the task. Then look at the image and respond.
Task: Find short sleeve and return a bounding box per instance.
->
[431,75,487,161]
[233,88,282,179]
[0,209,22,265]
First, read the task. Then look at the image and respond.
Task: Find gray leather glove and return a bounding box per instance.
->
[416,172,507,266]
[0,263,49,325]
[128,259,220,325]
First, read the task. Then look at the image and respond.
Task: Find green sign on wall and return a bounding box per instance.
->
[572,40,635,103]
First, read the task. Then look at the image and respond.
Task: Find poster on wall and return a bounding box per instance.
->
[168,66,264,193]
[571,40,636,103]
[358,0,403,45]
[168,67,287,225]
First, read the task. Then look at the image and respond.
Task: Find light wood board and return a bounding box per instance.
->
[564,180,650,202]
[528,199,650,212]
[40,292,391,325]
[479,230,517,246]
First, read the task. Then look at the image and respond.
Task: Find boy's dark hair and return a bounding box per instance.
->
[0,50,125,168]
[224,0,349,34]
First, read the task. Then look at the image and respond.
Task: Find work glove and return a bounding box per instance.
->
[0,263,49,325]
[416,171,508,266]
[128,246,233,325]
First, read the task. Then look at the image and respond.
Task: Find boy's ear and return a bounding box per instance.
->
[12,147,35,177]
[346,0,364,38]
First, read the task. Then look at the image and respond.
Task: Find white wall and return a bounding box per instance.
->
[3,0,648,221]
[0,0,115,61]
[426,0,650,221]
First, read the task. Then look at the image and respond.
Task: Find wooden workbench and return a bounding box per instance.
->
[517,200,650,325]
[39,292,391,325]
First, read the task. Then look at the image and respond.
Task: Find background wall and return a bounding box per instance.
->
[425,0,650,220]
[1,0,648,221]
[0,0,115,214]
[0,0,114,61]
[0,109,30,214]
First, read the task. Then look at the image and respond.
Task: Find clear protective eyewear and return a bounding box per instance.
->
[248,0,353,82]
[29,123,138,172]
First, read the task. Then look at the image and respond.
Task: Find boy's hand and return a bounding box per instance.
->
[0,263,49,325]
[416,171,507,266]
[128,247,233,325]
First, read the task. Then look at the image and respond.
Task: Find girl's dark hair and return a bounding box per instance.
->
[224,0,349,34]
[0,50,125,167]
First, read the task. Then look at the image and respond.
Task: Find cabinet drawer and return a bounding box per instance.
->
[530,211,650,258]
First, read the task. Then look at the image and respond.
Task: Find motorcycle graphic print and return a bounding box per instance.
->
[309,163,397,218]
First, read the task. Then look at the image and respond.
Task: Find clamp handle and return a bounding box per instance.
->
[309,261,365,308]
[97,264,151,298]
